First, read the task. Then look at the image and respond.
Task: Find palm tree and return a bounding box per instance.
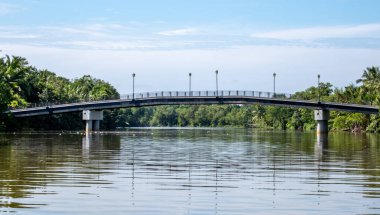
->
[69,75,96,101]
[1,56,28,90]
[356,67,380,105]
[356,66,380,86]
[335,84,361,104]
[68,75,119,101]
[0,55,32,107]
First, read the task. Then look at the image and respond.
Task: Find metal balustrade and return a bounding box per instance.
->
[119,90,292,100]
[9,90,296,110]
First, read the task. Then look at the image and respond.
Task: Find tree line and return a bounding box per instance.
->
[0,55,119,131]
[1,55,380,132]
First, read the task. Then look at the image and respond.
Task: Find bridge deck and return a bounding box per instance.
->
[8,91,379,117]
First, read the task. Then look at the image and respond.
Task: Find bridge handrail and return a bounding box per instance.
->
[119,90,293,100]
[7,90,294,110]
[8,90,378,111]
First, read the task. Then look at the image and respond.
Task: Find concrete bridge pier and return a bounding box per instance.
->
[314,109,330,134]
[94,120,100,131]
[83,110,103,133]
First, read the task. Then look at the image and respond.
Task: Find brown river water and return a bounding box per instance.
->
[0,128,379,214]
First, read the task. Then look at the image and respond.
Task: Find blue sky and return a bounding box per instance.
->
[1,0,380,94]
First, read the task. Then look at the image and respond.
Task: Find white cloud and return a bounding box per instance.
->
[2,23,380,51]
[0,3,21,16]
[0,33,40,39]
[0,24,207,50]
[54,40,160,49]
[44,26,109,38]
[251,23,380,41]
[158,28,200,36]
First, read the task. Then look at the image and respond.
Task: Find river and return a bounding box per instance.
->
[0,128,379,214]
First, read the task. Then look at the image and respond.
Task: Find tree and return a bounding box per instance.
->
[292,82,333,101]
[356,66,380,105]
[333,84,361,104]
[150,106,178,126]
[29,69,72,103]
[69,75,119,101]
[264,106,294,130]
[0,55,33,108]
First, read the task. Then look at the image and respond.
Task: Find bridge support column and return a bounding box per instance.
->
[94,120,100,131]
[83,110,103,133]
[314,109,330,134]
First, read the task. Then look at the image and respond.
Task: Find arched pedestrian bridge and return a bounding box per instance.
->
[8,90,379,133]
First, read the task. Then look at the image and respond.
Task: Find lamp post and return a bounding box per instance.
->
[132,73,135,100]
[273,72,276,96]
[45,76,49,102]
[189,73,192,95]
[317,74,321,103]
[215,70,219,97]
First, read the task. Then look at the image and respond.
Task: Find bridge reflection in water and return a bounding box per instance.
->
[315,134,328,160]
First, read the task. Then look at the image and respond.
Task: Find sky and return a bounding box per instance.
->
[1,0,380,94]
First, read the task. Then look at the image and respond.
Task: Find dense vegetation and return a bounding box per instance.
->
[1,55,380,132]
[0,55,119,131]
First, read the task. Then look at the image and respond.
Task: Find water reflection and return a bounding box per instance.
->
[0,130,379,214]
[315,134,328,161]
[82,133,102,161]
[314,133,329,207]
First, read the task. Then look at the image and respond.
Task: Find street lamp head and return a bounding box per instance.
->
[132,73,135,77]
[273,72,276,77]
[317,74,320,79]
[189,73,192,77]
[215,70,218,75]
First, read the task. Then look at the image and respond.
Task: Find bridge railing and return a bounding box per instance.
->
[119,90,293,100]
[12,95,121,110]
[11,90,294,110]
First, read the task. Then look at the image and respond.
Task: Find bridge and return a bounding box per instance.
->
[8,90,379,133]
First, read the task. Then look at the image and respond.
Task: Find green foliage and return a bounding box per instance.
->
[30,69,72,103]
[69,75,119,101]
[356,66,380,105]
[0,54,379,133]
[292,82,333,101]
[0,55,120,131]
[0,55,34,109]
[150,106,178,126]
[366,114,380,133]
[332,84,361,104]
[331,112,367,131]
[288,109,314,130]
